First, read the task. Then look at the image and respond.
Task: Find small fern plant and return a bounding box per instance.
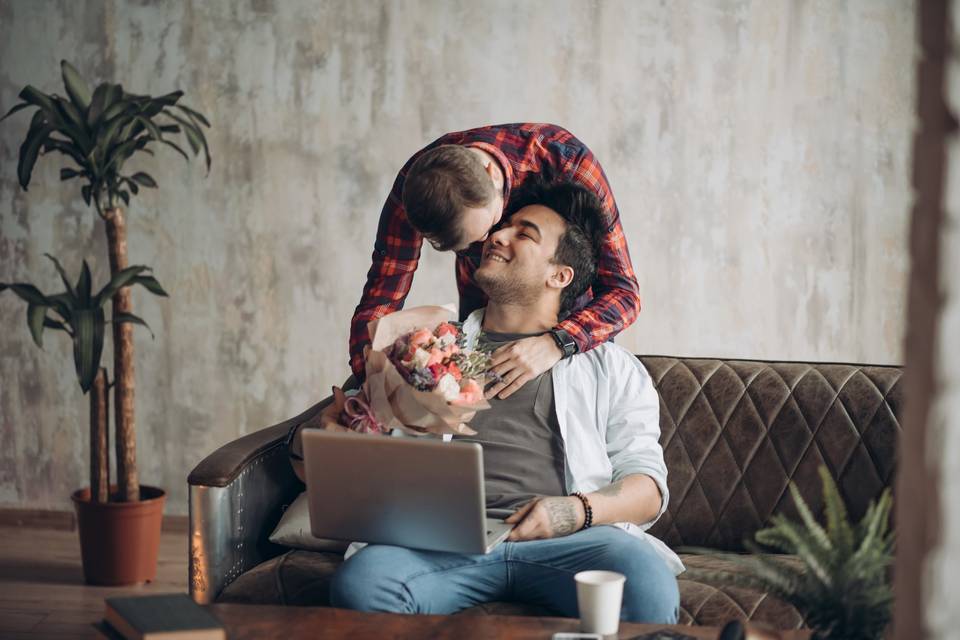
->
[683,466,894,640]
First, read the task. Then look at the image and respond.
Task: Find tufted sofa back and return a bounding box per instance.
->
[639,357,902,552]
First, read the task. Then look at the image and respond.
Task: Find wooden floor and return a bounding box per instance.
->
[0,525,188,639]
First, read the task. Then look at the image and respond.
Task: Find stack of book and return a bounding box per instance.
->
[93,593,226,639]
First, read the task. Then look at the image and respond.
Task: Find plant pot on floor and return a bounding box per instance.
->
[71,485,166,585]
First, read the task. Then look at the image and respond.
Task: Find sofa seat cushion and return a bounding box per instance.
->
[218,550,343,606]
[218,550,807,628]
[676,554,805,628]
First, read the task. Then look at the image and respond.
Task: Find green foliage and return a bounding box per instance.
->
[682,466,894,640]
[1,60,211,213]
[0,255,167,392]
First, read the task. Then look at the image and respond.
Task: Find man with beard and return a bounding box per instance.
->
[326,181,682,623]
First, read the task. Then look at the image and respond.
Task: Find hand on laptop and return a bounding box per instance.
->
[504,496,585,541]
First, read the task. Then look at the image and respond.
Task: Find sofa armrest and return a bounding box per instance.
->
[187,402,328,488]
[187,398,332,604]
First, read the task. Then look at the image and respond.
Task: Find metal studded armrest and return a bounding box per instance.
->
[188,398,332,604]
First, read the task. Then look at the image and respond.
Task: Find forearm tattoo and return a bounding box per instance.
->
[545,498,579,536]
[596,480,624,498]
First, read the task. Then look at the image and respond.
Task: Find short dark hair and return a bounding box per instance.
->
[402,145,496,251]
[507,179,605,313]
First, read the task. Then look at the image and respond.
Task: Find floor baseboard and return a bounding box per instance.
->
[0,507,189,533]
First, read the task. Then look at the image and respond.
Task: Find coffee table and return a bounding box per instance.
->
[207,604,812,639]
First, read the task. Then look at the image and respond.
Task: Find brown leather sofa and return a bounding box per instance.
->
[187,356,901,629]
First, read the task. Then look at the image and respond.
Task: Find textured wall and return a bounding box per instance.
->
[0,0,915,515]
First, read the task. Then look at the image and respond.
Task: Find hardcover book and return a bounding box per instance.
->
[103,593,225,640]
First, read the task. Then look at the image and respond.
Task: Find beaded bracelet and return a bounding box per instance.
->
[571,491,593,530]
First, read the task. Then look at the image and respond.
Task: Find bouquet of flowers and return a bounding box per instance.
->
[336,305,496,437]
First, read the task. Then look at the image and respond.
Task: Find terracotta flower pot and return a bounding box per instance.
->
[71,485,166,585]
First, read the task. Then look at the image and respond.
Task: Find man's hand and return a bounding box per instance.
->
[486,334,562,399]
[290,388,351,481]
[505,496,585,541]
[298,387,351,433]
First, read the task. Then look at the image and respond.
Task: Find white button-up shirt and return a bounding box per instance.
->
[461,310,683,574]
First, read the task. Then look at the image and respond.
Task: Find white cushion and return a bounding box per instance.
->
[268,491,349,553]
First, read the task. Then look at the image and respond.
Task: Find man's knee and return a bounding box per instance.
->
[329,547,414,613]
[617,546,679,624]
[593,530,680,624]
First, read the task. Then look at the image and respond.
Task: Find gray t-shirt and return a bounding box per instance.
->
[454,330,567,517]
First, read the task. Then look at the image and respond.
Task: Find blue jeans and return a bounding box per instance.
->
[330,525,679,624]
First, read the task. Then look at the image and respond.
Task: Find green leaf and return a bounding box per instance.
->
[6,283,48,305]
[28,108,46,131]
[114,311,155,339]
[0,102,31,123]
[130,172,157,188]
[99,97,133,125]
[27,303,49,348]
[166,111,210,171]
[46,292,74,323]
[123,177,139,195]
[86,83,109,126]
[103,138,138,173]
[132,274,168,297]
[819,466,854,555]
[160,138,190,163]
[159,124,181,134]
[72,307,106,393]
[76,260,92,304]
[17,123,55,190]
[118,189,130,207]
[95,264,149,305]
[81,184,92,206]
[41,138,88,169]
[19,86,62,126]
[788,482,833,554]
[154,90,184,106]
[44,253,78,301]
[103,83,122,109]
[60,167,81,181]
[53,96,93,152]
[61,60,92,111]
[135,115,164,141]
[43,316,71,334]
[176,103,211,128]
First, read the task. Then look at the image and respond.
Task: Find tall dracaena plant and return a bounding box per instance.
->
[1,60,211,502]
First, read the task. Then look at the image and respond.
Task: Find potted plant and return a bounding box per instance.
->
[683,466,894,640]
[0,60,210,584]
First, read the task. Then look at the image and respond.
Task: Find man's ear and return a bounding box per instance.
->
[547,264,575,292]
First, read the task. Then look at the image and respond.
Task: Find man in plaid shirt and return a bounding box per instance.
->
[350,123,640,399]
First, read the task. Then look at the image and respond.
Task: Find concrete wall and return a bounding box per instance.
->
[0,0,915,515]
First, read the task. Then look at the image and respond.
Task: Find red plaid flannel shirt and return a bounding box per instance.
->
[349,123,641,379]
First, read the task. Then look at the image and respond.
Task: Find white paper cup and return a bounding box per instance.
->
[575,570,626,636]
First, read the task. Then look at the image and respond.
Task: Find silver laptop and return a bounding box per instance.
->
[301,429,514,554]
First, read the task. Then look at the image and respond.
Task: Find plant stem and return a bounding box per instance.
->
[104,206,139,502]
[90,367,109,503]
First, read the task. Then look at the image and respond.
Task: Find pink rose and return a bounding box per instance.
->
[435,322,458,338]
[452,379,483,406]
[409,328,434,348]
[447,362,463,381]
[442,344,460,357]
[427,347,444,366]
